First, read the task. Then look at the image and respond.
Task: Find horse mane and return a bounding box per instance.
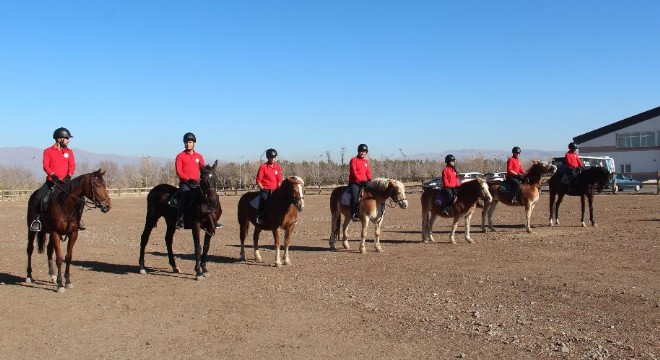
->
[368,178,393,192]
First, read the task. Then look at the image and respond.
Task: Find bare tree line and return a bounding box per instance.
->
[0,154,519,191]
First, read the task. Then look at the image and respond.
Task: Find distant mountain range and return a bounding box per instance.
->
[0,146,563,176]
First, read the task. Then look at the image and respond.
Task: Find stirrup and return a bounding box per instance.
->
[175,218,184,229]
[29,219,42,232]
[255,215,264,224]
[351,214,360,222]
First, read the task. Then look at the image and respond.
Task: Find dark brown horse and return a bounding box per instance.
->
[548,166,610,227]
[421,178,492,244]
[237,176,305,267]
[329,178,408,253]
[481,161,556,233]
[25,170,111,293]
[139,161,222,279]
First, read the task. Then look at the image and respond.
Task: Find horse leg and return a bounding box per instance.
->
[486,201,498,232]
[26,232,36,283]
[554,193,564,226]
[201,232,212,276]
[524,203,533,234]
[164,227,180,273]
[191,227,204,280]
[272,228,283,267]
[421,210,428,243]
[239,217,249,261]
[449,216,460,244]
[329,211,339,250]
[374,219,383,252]
[464,212,474,243]
[253,228,263,263]
[47,238,57,283]
[359,219,368,254]
[341,215,351,250]
[548,192,555,226]
[51,233,65,293]
[64,231,78,289]
[480,204,488,233]
[283,227,292,265]
[588,194,596,226]
[580,195,587,227]
[426,212,438,243]
[138,215,159,274]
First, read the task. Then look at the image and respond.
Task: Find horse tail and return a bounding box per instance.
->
[37,232,46,254]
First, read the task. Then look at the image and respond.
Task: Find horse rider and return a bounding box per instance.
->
[349,144,372,221]
[174,132,205,230]
[441,154,460,216]
[30,127,81,232]
[506,146,525,204]
[255,148,283,224]
[563,142,583,185]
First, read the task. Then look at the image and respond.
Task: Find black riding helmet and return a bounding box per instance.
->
[357,144,368,153]
[266,148,278,158]
[445,154,456,164]
[183,132,196,143]
[568,142,578,150]
[512,146,521,154]
[53,127,73,139]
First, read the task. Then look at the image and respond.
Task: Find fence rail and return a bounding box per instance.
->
[1,183,427,202]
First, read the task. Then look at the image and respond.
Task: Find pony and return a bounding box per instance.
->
[25,170,111,293]
[237,176,305,267]
[329,178,408,253]
[548,166,611,227]
[139,161,222,279]
[421,178,492,244]
[481,161,557,233]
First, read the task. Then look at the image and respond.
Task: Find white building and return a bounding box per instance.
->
[574,106,660,180]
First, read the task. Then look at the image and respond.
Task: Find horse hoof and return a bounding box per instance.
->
[359,246,366,254]
[284,259,291,266]
[25,278,33,284]
[173,267,181,273]
[581,223,587,228]
[275,262,282,268]
[51,276,57,283]
[375,246,383,253]
[56,287,66,294]
[466,238,474,244]
[139,269,147,275]
[65,283,74,289]
[342,241,350,249]
[196,275,204,281]
[450,239,456,245]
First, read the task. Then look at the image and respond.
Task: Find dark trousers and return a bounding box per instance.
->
[442,187,456,211]
[257,189,272,217]
[176,181,196,221]
[31,181,56,219]
[508,176,523,197]
[349,182,364,215]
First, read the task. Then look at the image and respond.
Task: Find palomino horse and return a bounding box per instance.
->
[25,170,111,293]
[237,176,305,267]
[421,178,492,244]
[329,178,408,253]
[548,166,610,227]
[481,161,556,233]
[139,161,222,279]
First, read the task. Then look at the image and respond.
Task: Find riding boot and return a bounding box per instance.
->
[441,206,450,216]
[351,202,360,222]
[511,193,518,204]
[255,208,264,224]
[175,201,185,229]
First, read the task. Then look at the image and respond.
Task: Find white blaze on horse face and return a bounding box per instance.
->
[296,183,304,209]
[481,181,493,202]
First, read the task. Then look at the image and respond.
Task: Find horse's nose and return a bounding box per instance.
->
[101,204,111,213]
[400,200,408,209]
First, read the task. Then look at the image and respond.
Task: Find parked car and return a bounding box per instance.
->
[422,177,443,189]
[612,174,643,192]
[459,172,483,184]
[484,171,506,182]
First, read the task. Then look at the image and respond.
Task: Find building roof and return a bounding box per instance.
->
[573,105,660,144]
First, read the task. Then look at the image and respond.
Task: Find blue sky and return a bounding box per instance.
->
[1,0,659,162]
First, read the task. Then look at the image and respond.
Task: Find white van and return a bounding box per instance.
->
[551,155,615,174]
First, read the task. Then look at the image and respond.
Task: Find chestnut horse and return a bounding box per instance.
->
[329,178,408,253]
[481,161,556,233]
[548,166,610,227]
[25,170,111,293]
[139,161,222,279]
[421,178,492,244]
[237,176,305,267]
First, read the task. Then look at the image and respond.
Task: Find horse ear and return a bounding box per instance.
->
[212,160,218,169]
[99,169,106,177]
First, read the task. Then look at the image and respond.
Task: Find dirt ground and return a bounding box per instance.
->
[0,190,658,359]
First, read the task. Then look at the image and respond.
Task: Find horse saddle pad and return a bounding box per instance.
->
[249,195,262,210]
[434,191,456,207]
[340,189,363,207]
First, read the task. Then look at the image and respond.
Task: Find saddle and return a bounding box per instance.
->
[340,187,364,206]
[434,190,457,207]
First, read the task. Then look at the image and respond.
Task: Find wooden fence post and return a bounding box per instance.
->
[656,171,659,195]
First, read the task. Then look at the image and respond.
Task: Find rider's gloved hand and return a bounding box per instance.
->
[187,179,200,188]
[63,175,72,183]
[51,174,62,184]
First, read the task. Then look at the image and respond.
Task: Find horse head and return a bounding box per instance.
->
[198,160,221,234]
[88,169,111,213]
[525,160,557,184]
[583,167,610,192]
[475,178,493,202]
[367,178,408,209]
[284,176,305,211]
[199,160,218,192]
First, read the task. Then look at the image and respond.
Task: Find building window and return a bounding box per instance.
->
[620,164,632,173]
[616,131,656,148]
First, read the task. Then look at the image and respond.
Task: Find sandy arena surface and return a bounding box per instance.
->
[0,190,658,359]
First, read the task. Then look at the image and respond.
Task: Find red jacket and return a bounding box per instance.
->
[442,166,460,188]
[565,151,583,169]
[43,145,75,181]
[506,157,524,177]
[349,156,372,183]
[256,162,282,190]
[175,150,205,182]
